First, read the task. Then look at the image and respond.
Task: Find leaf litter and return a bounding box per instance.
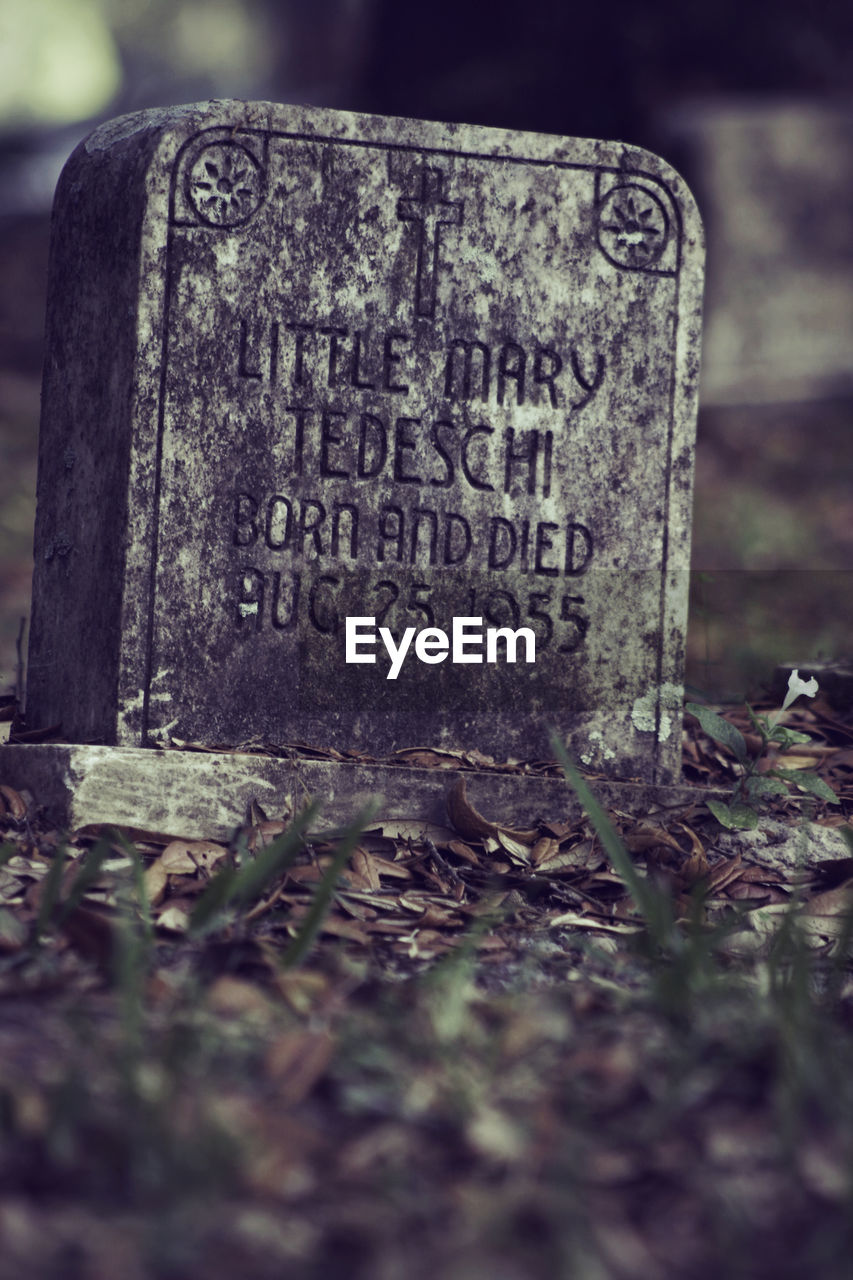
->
[1,696,853,1276]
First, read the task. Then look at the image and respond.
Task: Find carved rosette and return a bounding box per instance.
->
[595,179,677,275]
[171,130,268,229]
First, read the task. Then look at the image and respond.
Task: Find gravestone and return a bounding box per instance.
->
[25,101,703,786]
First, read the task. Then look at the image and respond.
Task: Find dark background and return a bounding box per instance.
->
[2,0,852,704]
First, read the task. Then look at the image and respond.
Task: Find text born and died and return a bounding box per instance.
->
[165,132,682,676]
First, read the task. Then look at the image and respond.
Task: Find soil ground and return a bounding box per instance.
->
[0,702,852,1278]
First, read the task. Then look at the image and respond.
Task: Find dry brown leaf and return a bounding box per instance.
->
[157,903,191,932]
[446,777,499,841]
[803,879,853,919]
[160,839,228,874]
[371,819,458,844]
[143,859,169,907]
[247,820,290,850]
[417,903,462,928]
[705,854,745,894]
[60,905,117,967]
[265,1029,336,1103]
[548,909,643,935]
[336,896,378,921]
[681,847,710,886]
[398,894,428,915]
[350,848,382,890]
[281,913,370,944]
[534,842,597,873]
[336,890,400,912]
[206,975,272,1018]
[366,854,412,880]
[0,868,27,903]
[0,785,27,820]
[392,748,461,768]
[447,839,480,866]
[624,825,683,854]
[272,968,331,1014]
[0,908,27,951]
[496,830,532,864]
[774,751,831,771]
[6,854,49,881]
[530,836,560,867]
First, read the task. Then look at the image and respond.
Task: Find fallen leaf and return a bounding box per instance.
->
[370,819,457,843]
[446,777,499,841]
[157,904,191,932]
[265,1029,336,1103]
[0,906,27,950]
[447,839,480,866]
[247,820,290,850]
[392,748,462,768]
[143,859,169,907]
[496,830,532,864]
[548,909,642,935]
[350,848,382,890]
[60,905,117,967]
[206,975,272,1018]
[161,839,228,874]
[530,836,560,867]
[0,785,27,820]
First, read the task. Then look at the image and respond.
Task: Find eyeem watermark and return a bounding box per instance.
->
[345,616,535,680]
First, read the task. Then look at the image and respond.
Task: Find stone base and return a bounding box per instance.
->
[0,743,720,841]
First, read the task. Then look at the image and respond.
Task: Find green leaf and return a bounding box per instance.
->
[685,703,748,765]
[772,769,839,804]
[840,827,853,855]
[769,726,812,748]
[744,775,789,801]
[706,799,759,830]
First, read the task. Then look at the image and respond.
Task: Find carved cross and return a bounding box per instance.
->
[396,166,463,320]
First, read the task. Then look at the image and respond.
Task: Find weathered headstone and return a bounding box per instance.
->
[25,101,703,785]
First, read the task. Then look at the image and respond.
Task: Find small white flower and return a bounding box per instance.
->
[782,669,819,712]
[770,668,819,726]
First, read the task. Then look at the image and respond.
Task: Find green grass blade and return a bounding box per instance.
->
[279,802,378,969]
[230,798,324,906]
[550,733,674,948]
[34,844,67,941]
[188,798,324,936]
[188,866,239,935]
[0,843,19,869]
[127,838,155,944]
[55,839,111,926]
